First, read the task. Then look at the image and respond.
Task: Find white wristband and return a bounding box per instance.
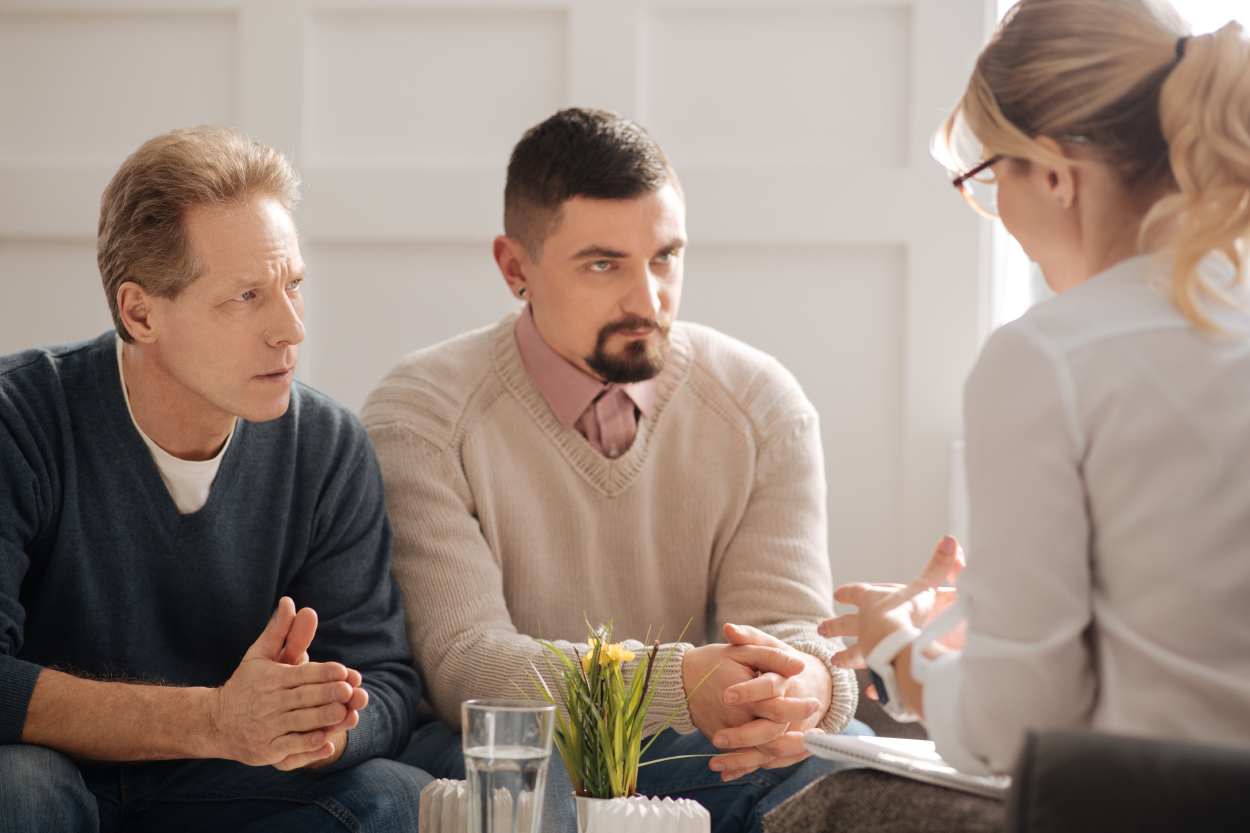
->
[866,626,921,673]
[864,626,921,722]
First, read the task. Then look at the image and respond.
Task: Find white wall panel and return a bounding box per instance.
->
[300,240,521,413]
[0,164,114,239]
[643,5,910,167]
[298,168,504,241]
[305,10,566,165]
[0,0,990,583]
[0,241,113,355]
[0,12,236,163]
[679,244,904,584]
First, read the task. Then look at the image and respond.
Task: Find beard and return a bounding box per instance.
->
[584,314,672,384]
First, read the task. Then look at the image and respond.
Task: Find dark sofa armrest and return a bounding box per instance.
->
[1006,730,1250,833]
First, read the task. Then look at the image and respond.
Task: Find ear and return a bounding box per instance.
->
[1033,136,1078,210]
[116,282,158,344]
[494,235,532,300]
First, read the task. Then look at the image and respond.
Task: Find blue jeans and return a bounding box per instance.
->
[400,718,871,833]
[0,743,433,832]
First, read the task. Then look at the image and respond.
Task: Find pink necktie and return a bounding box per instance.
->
[575,385,638,458]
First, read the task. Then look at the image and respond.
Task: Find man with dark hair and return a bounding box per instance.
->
[365,108,860,833]
[0,126,429,831]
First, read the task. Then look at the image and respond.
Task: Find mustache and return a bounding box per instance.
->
[598,315,671,340]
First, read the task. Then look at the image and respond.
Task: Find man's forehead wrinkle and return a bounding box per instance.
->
[212,246,302,289]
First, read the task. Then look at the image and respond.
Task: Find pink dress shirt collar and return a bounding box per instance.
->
[514,306,656,456]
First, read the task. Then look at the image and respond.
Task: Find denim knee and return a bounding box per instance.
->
[398,720,465,779]
[325,757,434,830]
[0,744,99,833]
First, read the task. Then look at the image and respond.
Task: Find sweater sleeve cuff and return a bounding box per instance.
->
[0,656,43,744]
[639,642,696,736]
[324,693,382,772]
[786,638,858,734]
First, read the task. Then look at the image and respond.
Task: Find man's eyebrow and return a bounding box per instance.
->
[572,245,629,260]
[221,268,306,295]
[657,237,687,255]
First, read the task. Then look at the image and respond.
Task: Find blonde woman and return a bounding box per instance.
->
[815,0,1250,775]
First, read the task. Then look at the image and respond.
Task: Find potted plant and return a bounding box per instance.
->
[527,622,713,833]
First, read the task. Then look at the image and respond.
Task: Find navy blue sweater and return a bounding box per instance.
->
[0,332,420,769]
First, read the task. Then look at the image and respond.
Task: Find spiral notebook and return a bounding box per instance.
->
[803,734,1011,800]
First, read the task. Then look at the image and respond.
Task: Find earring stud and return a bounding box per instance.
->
[518,287,528,299]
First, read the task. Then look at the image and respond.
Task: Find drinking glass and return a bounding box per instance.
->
[462,699,555,833]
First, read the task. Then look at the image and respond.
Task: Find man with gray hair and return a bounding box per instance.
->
[0,126,429,831]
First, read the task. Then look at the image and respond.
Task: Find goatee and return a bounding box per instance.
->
[584,315,671,384]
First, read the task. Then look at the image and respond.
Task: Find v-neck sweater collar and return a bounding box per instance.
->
[491,310,692,497]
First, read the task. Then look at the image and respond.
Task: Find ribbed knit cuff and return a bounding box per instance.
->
[324,693,380,772]
[633,641,695,736]
[787,638,858,734]
[0,656,43,745]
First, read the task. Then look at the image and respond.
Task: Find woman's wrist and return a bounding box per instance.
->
[865,626,921,722]
[892,644,927,722]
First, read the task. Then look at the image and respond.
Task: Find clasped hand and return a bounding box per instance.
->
[212,596,368,770]
[683,623,832,782]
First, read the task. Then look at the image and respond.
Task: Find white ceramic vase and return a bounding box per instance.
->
[574,794,710,833]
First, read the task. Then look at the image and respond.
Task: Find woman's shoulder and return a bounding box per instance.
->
[996,254,1228,360]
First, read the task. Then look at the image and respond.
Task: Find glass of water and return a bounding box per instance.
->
[462,699,555,833]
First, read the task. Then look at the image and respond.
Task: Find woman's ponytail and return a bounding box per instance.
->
[1149,22,1250,329]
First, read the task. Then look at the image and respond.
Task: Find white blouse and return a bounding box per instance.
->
[923,253,1250,774]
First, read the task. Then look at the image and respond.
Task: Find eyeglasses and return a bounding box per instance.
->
[951,154,1004,220]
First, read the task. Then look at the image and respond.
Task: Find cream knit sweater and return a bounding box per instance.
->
[363,311,857,736]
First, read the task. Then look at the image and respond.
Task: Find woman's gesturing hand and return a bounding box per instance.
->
[819,535,966,671]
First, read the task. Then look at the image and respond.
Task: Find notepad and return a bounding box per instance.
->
[804,734,1011,800]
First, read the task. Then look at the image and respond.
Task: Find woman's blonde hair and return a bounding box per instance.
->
[98,125,301,342]
[942,0,1250,330]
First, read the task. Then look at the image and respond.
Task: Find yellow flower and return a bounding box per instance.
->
[581,639,635,673]
[605,643,636,663]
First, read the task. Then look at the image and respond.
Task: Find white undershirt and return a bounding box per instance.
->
[116,336,233,514]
